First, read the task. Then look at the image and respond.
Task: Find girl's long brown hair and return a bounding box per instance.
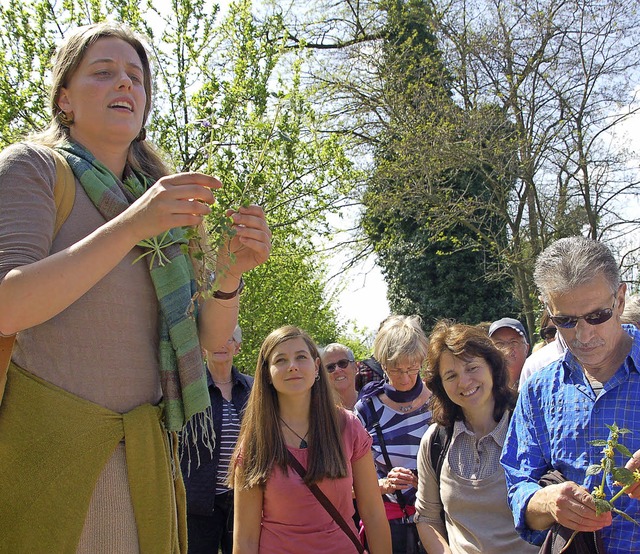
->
[230,326,347,489]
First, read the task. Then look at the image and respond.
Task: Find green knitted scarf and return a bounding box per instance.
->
[57,141,212,435]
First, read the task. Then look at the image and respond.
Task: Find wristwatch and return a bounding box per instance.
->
[212,277,245,300]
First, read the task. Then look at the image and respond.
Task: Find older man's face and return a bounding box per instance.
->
[322,349,357,394]
[546,274,626,374]
[491,328,528,387]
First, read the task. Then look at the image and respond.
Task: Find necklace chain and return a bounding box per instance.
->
[213,378,233,385]
[398,403,414,413]
[280,418,309,449]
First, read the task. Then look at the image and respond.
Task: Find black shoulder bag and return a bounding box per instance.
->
[537,470,606,554]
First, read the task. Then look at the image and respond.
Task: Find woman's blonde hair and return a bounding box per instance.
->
[373,314,429,369]
[230,326,347,489]
[29,21,169,180]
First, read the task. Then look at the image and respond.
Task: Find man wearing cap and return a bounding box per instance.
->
[500,236,640,552]
[489,317,530,389]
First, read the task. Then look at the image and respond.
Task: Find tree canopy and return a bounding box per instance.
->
[274,0,640,335]
[0,0,361,370]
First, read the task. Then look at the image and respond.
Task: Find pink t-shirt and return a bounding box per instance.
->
[259,410,372,553]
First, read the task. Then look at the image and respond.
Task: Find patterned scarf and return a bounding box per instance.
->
[57,141,212,435]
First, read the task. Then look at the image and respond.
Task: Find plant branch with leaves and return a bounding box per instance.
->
[586,423,640,525]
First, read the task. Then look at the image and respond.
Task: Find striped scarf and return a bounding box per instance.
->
[57,141,212,435]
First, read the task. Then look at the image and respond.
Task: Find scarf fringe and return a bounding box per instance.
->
[178,406,216,478]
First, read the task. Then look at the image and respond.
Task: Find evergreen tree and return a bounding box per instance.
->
[362,0,518,328]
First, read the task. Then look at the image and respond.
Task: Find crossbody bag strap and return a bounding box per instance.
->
[286,450,365,554]
[0,334,16,403]
[365,397,410,515]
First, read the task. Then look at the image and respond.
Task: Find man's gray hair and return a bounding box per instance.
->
[622,294,640,326]
[534,236,620,302]
[321,343,355,361]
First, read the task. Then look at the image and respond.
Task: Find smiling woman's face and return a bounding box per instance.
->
[439,350,494,417]
[323,349,356,393]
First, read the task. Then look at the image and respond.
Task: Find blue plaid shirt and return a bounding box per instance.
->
[501,325,640,551]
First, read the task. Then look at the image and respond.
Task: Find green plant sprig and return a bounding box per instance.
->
[561,423,640,553]
[586,423,640,525]
[188,101,284,295]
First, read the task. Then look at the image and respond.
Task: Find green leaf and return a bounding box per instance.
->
[588,440,609,447]
[594,498,612,515]
[586,464,603,476]
[612,467,636,486]
[616,443,633,459]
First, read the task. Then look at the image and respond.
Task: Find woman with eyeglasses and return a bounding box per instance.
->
[354,315,432,554]
[322,343,358,411]
[414,320,538,554]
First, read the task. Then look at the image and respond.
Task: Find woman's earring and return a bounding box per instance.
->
[315,373,320,381]
[57,111,74,127]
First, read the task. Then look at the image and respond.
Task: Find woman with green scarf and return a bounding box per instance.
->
[0,22,271,553]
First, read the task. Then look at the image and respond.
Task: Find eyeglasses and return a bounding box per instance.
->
[539,326,557,341]
[386,368,421,377]
[493,339,526,351]
[546,296,616,329]
[325,358,353,373]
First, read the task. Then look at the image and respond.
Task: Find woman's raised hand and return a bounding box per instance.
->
[216,205,272,276]
[122,172,221,242]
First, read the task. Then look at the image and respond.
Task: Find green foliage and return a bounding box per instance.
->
[587,423,640,522]
[235,235,342,372]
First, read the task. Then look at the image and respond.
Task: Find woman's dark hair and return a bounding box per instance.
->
[425,320,516,428]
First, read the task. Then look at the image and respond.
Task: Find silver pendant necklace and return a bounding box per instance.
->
[398,403,414,413]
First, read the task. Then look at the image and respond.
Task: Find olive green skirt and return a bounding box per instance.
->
[0,362,186,553]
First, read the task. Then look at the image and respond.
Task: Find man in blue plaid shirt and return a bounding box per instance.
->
[501,236,640,552]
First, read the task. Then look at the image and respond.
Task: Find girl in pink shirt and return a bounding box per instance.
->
[230,326,391,553]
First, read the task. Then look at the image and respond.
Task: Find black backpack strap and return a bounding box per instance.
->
[365,396,411,518]
[429,424,452,485]
[429,424,452,528]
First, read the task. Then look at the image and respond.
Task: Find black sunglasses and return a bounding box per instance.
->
[546,297,616,329]
[539,326,557,341]
[326,358,353,373]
